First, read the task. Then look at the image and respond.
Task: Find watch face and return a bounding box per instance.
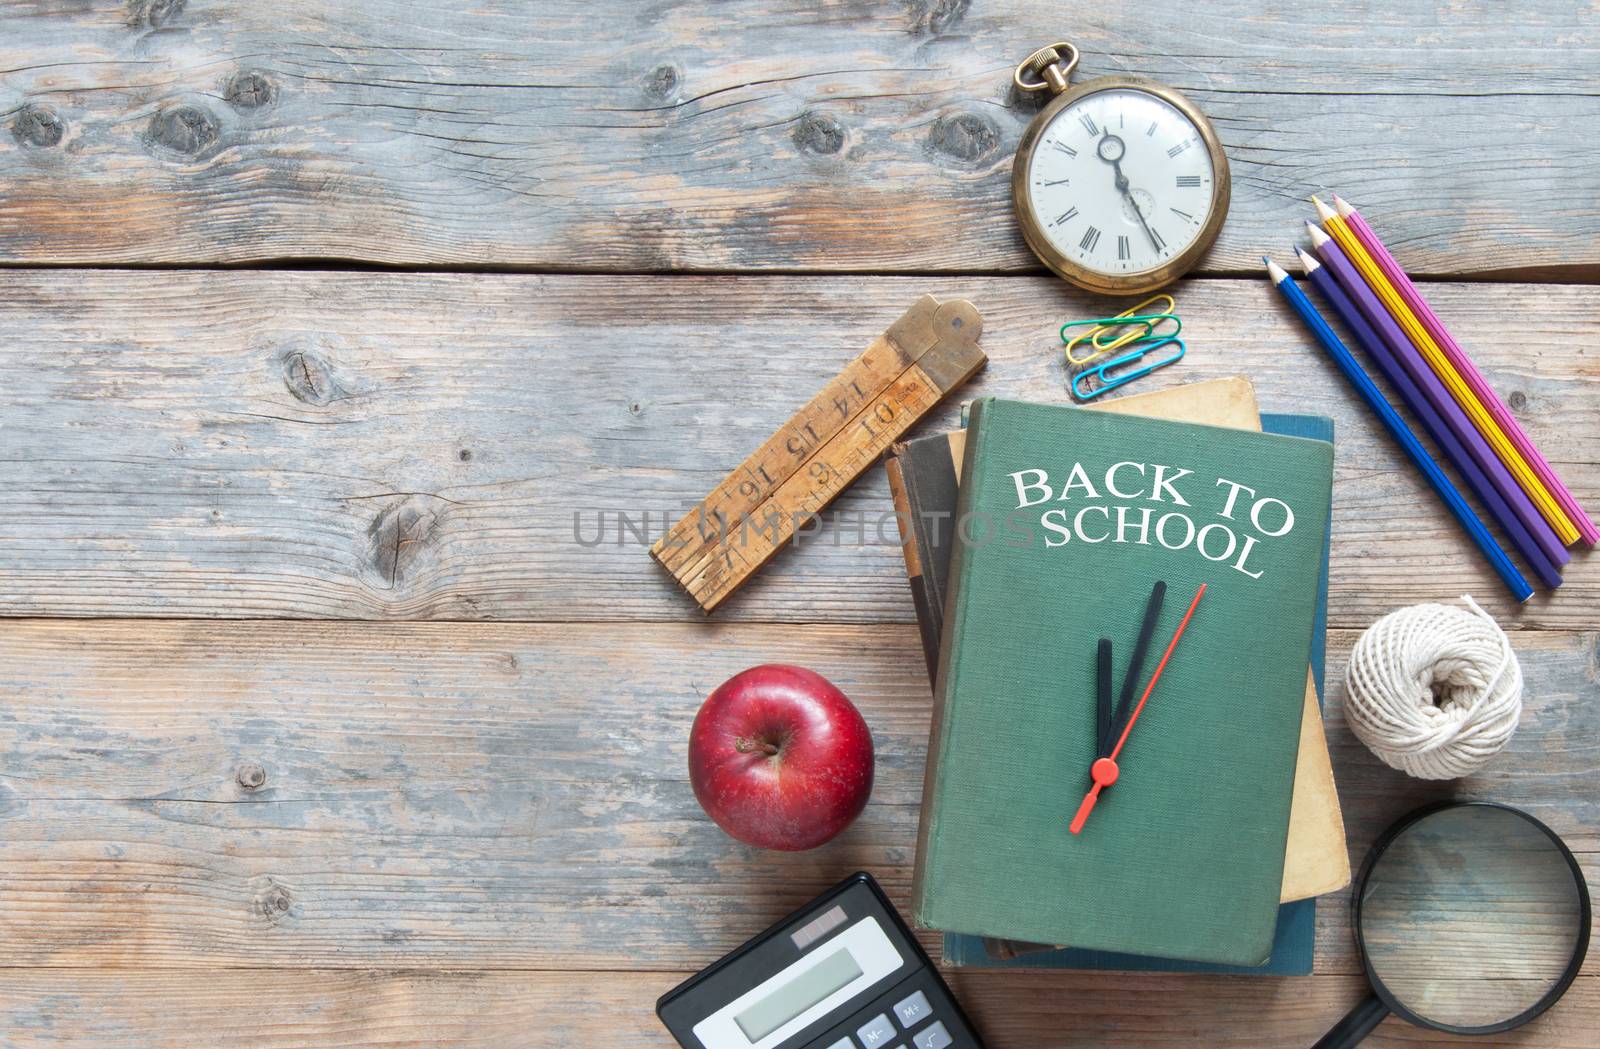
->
[1023,86,1218,279]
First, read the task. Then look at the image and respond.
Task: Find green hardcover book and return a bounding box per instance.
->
[912,397,1334,966]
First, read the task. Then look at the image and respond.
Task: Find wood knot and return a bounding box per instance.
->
[364,497,441,591]
[225,71,275,110]
[236,763,267,791]
[927,112,999,164]
[278,347,345,406]
[458,448,473,462]
[906,0,970,34]
[127,0,186,28]
[1508,390,1529,412]
[146,105,219,157]
[251,877,297,924]
[12,104,64,148]
[643,64,680,103]
[793,111,845,156]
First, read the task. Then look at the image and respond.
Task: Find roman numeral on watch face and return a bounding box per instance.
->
[1176,175,1202,188]
[1117,235,1131,260]
[1079,226,1102,252]
[1167,140,1191,158]
[1080,113,1099,136]
[1053,141,1078,157]
[1052,206,1079,227]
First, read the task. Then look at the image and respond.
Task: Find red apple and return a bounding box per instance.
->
[689,664,874,851]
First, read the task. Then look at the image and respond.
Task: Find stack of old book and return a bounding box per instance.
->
[887,378,1350,973]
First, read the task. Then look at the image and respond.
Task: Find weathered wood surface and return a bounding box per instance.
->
[0,969,1595,1049]
[0,271,1595,628]
[3,2,1600,275]
[1,618,1594,973]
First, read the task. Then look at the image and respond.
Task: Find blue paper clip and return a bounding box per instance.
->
[1071,335,1186,401]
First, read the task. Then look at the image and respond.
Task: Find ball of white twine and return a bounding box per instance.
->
[1344,596,1523,780]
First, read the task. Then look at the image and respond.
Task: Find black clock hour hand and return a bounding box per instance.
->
[1096,637,1113,759]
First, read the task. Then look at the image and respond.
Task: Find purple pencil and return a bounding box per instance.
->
[1295,248,1562,589]
[1306,223,1569,575]
[1334,195,1597,547]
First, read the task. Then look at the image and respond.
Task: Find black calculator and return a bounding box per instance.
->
[657,872,983,1049]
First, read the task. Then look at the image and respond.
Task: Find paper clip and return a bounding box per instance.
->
[1060,294,1180,366]
[1071,335,1186,401]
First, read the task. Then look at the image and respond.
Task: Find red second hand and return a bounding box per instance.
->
[1070,582,1206,836]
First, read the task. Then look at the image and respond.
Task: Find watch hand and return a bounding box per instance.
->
[1097,132,1162,253]
[1070,582,1206,836]
[1115,165,1163,252]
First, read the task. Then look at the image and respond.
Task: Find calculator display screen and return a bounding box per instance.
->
[733,948,864,1042]
[690,914,904,1049]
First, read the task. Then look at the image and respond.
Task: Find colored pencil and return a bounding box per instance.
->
[1265,257,1532,602]
[1312,197,1579,546]
[1296,247,1563,589]
[1334,195,1597,546]
[1304,225,1567,574]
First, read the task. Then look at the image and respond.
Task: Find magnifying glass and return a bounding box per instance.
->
[1313,801,1591,1047]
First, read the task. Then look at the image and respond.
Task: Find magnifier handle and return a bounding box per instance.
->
[1309,993,1390,1049]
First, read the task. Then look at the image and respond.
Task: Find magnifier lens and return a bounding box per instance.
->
[1359,805,1585,1030]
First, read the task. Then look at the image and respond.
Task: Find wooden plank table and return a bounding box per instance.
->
[0,3,1594,1047]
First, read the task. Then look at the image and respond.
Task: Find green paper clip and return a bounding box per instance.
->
[1059,294,1181,366]
[1071,335,1186,401]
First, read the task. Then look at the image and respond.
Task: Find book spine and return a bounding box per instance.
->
[910,398,991,928]
[885,452,941,682]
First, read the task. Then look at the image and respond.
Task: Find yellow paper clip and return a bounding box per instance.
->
[1060,294,1181,367]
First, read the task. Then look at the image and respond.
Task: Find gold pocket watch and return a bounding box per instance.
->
[1011,42,1231,296]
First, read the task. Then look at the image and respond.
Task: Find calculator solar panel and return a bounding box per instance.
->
[657,872,983,1049]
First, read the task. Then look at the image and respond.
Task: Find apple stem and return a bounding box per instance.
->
[734,737,780,756]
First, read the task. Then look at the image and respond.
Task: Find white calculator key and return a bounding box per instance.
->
[823,1039,852,1049]
[894,990,933,1028]
[857,1013,897,1048]
[913,1021,954,1049]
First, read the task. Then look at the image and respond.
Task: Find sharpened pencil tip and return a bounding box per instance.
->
[1332,194,1354,217]
[1304,220,1331,247]
[1264,257,1289,283]
[1311,196,1337,222]
[1295,247,1321,272]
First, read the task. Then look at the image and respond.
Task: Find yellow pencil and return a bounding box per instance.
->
[1312,197,1579,545]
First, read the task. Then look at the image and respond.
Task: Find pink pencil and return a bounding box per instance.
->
[1334,195,1598,546]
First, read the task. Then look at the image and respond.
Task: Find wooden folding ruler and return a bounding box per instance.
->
[651,295,985,613]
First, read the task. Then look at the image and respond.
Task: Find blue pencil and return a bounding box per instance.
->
[1264,257,1532,602]
[1295,248,1562,591]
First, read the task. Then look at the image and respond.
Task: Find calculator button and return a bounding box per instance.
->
[893,990,933,1029]
[857,1013,897,1048]
[913,1021,953,1049]
[823,1039,853,1049]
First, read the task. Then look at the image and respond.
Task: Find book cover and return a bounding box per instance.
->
[888,380,1349,907]
[940,412,1336,975]
[912,398,1334,965]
